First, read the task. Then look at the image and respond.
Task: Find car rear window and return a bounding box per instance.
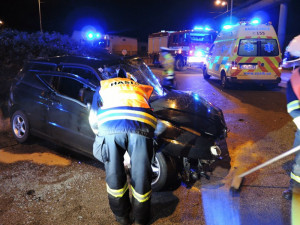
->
[238,39,279,57]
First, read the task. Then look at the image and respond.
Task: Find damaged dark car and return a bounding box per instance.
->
[8,54,228,191]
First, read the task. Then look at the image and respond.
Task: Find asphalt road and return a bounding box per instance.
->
[0,67,297,225]
[151,66,294,225]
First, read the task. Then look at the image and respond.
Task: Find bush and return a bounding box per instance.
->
[0,29,102,107]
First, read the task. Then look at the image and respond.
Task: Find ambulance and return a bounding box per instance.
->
[203,20,282,88]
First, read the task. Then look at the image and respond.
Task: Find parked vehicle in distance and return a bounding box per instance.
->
[203,20,282,89]
[148,28,217,71]
[8,54,228,191]
[72,30,138,56]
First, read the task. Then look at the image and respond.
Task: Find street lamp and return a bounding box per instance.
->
[0,20,4,30]
[215,0,228,12]
[38,0,43,33]
[215,0,233,24]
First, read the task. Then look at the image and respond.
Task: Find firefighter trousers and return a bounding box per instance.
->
[98,133,153,224]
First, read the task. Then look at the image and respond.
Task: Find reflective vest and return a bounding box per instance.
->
[97,78,157,137]
[162,53,175,76]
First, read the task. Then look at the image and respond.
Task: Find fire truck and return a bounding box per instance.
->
[148,28,218,70]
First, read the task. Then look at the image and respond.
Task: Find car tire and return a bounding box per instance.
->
[221,73,230,89]
[151,152,171,191]
[175,58,186,71]
[203,67,211,80]
[11,110,30,143]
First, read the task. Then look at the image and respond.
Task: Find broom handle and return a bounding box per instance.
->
[239,145,300,178]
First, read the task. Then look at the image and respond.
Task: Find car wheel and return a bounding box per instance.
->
[175,58,186,71]
[11,110,30,143]
[151,152,169,191]
[203,67,211,80]
[221,73,229,89]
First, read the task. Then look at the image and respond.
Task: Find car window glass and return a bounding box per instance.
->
[39,75,53,85]
[62,66,99,85]
[172,34,178,44]
[55,77,85,102]
[260,39,279,56]
[190,34,212,43]
[238,39,258,56]
[36,74,57,90]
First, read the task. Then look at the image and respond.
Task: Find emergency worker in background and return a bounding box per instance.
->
[160,47,175,88]
[282,35,300,200]
[89,68,157,225]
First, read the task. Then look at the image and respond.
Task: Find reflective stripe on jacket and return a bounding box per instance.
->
[97,78,157,137]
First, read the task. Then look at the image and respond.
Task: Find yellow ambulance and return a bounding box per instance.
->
[203,20,282,88]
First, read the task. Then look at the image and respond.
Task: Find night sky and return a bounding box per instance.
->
[0,0,299,44]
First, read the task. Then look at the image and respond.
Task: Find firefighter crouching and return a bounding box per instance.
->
[160,47,175,88]
[89,68,157,225]
[282,35,300,200]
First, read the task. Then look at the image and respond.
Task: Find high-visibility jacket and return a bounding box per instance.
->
[97,78,157,137]
[162,53,175,76]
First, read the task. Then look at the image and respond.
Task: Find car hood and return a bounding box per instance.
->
[150,90,227,139]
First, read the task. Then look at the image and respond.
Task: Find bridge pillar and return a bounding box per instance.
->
[277,2,288,51]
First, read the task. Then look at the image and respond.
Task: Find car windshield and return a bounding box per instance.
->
[190,33,213,43]
[99,57,165,97]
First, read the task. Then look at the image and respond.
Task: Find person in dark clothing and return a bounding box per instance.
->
[89,68,157,225]
[282,35,300,200]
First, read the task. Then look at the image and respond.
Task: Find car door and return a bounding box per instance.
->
[46,75,95,155]
[16,72,52,136]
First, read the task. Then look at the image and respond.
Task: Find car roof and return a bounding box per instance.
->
[29,54,122,69]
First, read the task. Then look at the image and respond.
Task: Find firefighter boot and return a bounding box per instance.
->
[283,188,293,200]
[115,215,132,225]
[283,180,300,200]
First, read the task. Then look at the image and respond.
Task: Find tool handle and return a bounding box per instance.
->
[239,145,300,178]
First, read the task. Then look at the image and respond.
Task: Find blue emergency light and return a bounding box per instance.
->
[223,25,233,30]
[194,26,204,30]
[251,18,261,25]
[86,32,94,40]
[85,31,102,40]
